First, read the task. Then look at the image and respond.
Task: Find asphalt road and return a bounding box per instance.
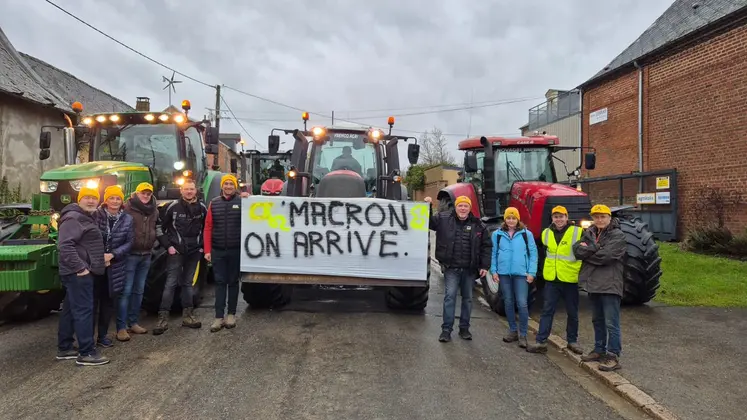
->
[0,277,649,420]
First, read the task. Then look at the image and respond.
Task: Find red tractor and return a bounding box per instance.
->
[436,135,662,315]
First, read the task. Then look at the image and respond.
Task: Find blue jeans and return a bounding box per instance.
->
[58,273,95,356]
[442,268,473,332]
[589,293,622,357]
[500,275,529,336]
[535,281,579,344]
[117,254,151,331]
[212,248,240,318]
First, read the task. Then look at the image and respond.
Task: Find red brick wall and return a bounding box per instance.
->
[582,22,747,235]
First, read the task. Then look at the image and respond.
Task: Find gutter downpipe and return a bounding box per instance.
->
[577,87,583,191]
[633,60,644,192]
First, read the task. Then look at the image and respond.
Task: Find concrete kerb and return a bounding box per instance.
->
[429,260,679,420]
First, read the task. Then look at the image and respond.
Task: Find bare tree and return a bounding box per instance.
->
[418,127,456,166]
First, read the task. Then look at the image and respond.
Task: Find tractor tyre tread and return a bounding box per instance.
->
[242,283,293,309]
[618,216,662,305]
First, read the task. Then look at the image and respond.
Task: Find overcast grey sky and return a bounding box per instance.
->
[2,0,673,164]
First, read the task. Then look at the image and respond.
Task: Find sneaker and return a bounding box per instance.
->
[567,342,584,355]
[526,342,548,354]
[97,337,114,348]
[56,349,78,360]
[438,331,451,342]
[128,324,148,334]
[503,331,519,343]
[225,314,236,329]
[458,328,472,340]
[581,351,604,362]
[76,351,110,366]
[518,336,528,348]
[210,318,224,333]
[116,329,131,342]
[598,354,621,371]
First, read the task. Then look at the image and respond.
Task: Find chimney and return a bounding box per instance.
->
[136,97,150,112]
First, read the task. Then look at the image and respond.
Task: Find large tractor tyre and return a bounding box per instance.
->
[617,216,662,305]
[438,196,453,213]
[1,290,64,322]
[241,283,293,310]
[480,273,537,317]
[142,250,207,314]
[385,264,430,311]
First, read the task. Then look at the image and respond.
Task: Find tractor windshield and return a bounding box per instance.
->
[311,132,377,193]
[493,147,556,192]
[254,156,291,185]
[94,124,180,189]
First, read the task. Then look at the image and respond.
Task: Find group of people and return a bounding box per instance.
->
[55,174,247,366]
[425,195,626,372]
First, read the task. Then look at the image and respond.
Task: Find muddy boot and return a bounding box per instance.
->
[581,351,604,362]
[224,314,236,329]
[518,336,528,348]
[567,342,584,355]
[503,331,519,343]
[182,307,202,329]
[210,318,224,333]
[526,342,548,354]
[152,311,169,335]
[598,354,621,371]
[116,329,130,342]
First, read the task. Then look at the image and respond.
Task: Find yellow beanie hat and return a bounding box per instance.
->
[221,174,238,188]
[454,195,472,208]
[103,185,124,202]
[77,186,100,203]
[504,207,520,220]
[135,182,154,193]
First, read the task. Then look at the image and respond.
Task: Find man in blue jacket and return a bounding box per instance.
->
[425,195,492,343]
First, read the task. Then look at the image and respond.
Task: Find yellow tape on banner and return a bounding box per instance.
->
[248,201,290,232]
[409,204,429,231]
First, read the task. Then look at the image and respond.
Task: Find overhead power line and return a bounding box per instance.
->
[220,95,262,148]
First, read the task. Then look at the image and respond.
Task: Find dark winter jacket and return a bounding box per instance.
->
[203,193,243,253]
[429,209,492,273]
[572,218,627,297]
[94,206,134,296]
[57,204,106,277]
[157,198,208,255]
[124,194,162,254]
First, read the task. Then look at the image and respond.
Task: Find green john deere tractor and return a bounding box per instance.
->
[0,100,235,321]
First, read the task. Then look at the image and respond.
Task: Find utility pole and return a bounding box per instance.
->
[331,110,334,125]
[212,85,221,170]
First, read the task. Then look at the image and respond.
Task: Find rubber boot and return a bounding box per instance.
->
[182,307,202,329]
[152,311,169,335]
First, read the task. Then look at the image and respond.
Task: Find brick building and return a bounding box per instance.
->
[579,0,747,234]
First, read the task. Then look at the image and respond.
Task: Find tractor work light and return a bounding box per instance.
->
[580,220,593,229]
[109,114,120,122]
[82,117,93,126]
[159,114,169,122]
[312,126,325,137]
[144,114,155,122]
[369,129,383,141]
[175,177,186,186]
[174,161,186,170]
[95,115,106,123]
[287,168,298,179]
[173,114,186,123]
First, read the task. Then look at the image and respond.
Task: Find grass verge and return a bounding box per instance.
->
[655,242,747,308]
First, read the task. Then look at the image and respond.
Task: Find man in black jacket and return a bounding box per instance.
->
[153,179,207,335]
[425,195,492,342]
[56,186,109,366]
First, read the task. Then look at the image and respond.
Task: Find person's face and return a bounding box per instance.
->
[222,181,236,196]
[137,190,152,204]
[79,196,99,213]
[181,182,197,200]
[505,216,518,228]
[106,196,122,211]
[455,202,471,219]
[592,213,611,229]
[552,213,568,229]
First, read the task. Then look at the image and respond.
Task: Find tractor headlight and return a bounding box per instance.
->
[580,220,592,229]
[40,181,58,193]
[69,178,100,191]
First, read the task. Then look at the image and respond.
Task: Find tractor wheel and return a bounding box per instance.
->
[618,216,662,305]
[1,291,64,322]
[438,196,453,213]
[480,273,537,317]
[241,283,293,309]
[385,261,430,311]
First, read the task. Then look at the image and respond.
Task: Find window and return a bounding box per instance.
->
[493,147,555,192]
[312,133,378,192]
[183,126,204,173]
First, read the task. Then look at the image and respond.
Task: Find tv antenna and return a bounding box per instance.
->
[162,71,182,106]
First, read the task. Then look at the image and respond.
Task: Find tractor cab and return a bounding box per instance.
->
[240,149,293,196]
[38,100,220,211]
[267,114,420,200]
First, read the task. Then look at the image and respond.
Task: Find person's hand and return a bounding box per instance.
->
[204,253,211,262]
[105,261,111,267]
[240,191,250,198]
[77,269,90,277]
[579,242,588,247]
[168,246,177,255]
[492,273,499,282]
[479,269,488,278]
[527,274,535,284]
[104,253,114,263]
[424,196,432,203]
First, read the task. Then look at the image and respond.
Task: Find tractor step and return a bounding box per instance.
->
[0,244,59,291]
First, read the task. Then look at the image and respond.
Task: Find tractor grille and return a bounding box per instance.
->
[541,196,592,230]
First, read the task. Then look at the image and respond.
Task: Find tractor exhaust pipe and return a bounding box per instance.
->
[62,127,77,166]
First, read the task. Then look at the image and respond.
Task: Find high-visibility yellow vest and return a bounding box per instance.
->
[542,226,583,283]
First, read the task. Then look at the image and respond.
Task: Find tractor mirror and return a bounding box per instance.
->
[205,144,219,155]
[268,135,280,154]
[39,149,51,160]
[464,153,478,173]
[407,143,420,165]
[230,158,238,174]
[39,131,51,149]
[205,127,220,145]
[584,152,596,170]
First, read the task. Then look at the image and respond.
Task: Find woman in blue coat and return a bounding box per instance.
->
[490,207,538,348]
[93,185,134,348]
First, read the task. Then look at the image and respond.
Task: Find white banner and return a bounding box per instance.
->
[239,196,431,281]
